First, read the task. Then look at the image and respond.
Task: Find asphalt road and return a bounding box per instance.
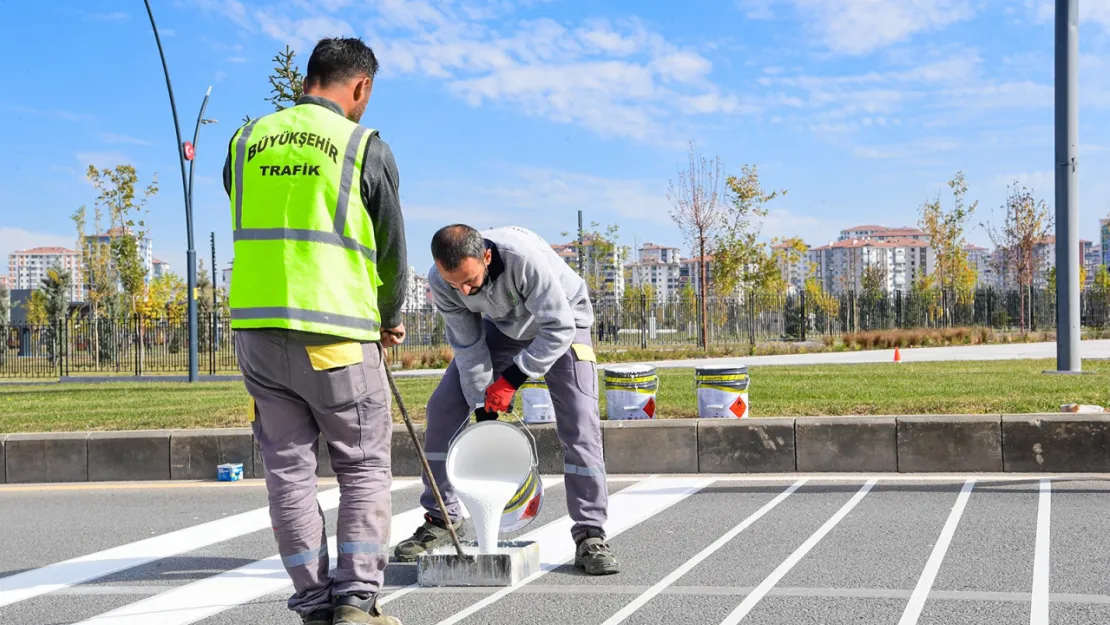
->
[2,473,1108,625]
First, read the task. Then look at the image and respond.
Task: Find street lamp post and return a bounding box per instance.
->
[143,0,215,382]
[1054,0,1081,372]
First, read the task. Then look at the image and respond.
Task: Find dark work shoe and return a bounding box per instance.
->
[300,607,332,625]
[332,593,402,625]
[393,513,468,562]
[574,527,619,575]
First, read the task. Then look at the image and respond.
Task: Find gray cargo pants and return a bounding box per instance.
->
[421,321,608,538]
[236,329,392,617]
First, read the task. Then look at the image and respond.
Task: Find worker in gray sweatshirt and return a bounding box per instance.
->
[393,223,619,575]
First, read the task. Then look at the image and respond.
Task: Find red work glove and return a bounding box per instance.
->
[484,363,527,413]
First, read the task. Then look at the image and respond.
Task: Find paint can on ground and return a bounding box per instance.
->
[518,377,556,424]
[603,364,658,420]
[694,365,750,418]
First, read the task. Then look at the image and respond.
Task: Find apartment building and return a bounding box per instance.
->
[627,243,683,298]
[0,275,10,291]
[771,240,810,292]
[8,246,84,301]
[83,227,155,285]
[1029,236,1094,289]
[551,237,626,300]
[403,266,432,311]
[838,224,930,243]
[152,258,171,279]
[808,235,931,296]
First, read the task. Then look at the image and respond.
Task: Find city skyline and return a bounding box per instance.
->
[4,2,1110,288]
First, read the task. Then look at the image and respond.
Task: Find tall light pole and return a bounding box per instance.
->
[144,0,211,381]
[1055,0,1081,372]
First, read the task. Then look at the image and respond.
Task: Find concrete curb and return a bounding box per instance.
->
[2,414,1106,484]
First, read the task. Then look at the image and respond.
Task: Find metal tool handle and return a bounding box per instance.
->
[382,355,467,560]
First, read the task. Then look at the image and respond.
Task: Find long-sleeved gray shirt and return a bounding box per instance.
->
[222,95,408,331]
[428,226,594,410]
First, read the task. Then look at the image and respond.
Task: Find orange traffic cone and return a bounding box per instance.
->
[893,347,902,362]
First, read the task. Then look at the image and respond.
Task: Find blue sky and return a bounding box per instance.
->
[4,0,1110,280]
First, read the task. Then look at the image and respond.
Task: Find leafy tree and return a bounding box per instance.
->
[40,265,72,365]
[712,164,785,297]
[667,142,726,348]
[1046,265,1088,293]
[24,290,48,325]
[919,171,977,293]
[860,263,886,298]
[87,163,158,370]
[981,181,1052,331]
[0,281,8,324]
[72,204,119,369]
[245,45,304,122]
[804,276,838,334]
[141,273,186,320]
[561,222,626,300]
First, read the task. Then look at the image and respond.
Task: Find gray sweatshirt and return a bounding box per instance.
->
[428,226,594,410]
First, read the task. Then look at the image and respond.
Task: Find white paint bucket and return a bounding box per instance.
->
[694,365,750,418]
[518,378,556,423]
[445,420,543,553]
[603,364,658,420]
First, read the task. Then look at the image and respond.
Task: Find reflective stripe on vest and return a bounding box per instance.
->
[227,104,382,340]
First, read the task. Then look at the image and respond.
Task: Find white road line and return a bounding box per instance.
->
[719,478,877,625]
[72,506,429,625]
[1031,479,1051,625]
[430,475,717,625]
[0,478,417,609]
[599,478,808,625]
[70,477,559,625]
[897,478,975,625]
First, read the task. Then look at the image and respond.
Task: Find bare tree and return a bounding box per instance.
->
[667,142,725,349]
[981,181,1052,331]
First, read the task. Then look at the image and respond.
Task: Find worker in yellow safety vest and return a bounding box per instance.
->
[221,36,407,625]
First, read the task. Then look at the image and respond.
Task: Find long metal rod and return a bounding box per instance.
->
[382,344,467,559]
[1055,0,1081,371]
[144,0,199,381]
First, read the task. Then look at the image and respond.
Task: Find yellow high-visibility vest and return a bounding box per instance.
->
[226,104,382,341]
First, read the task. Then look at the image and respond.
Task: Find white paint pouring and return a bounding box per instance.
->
[444,420,536,554]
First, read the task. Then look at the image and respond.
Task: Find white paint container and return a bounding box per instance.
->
[518,378,556,424]
[603,364,658,420]
[445,420,543,553]
[694,365,750,418]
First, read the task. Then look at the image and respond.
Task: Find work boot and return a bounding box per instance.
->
[332,593,401,625]
[393,513,468,562]
[574,527,619,575]
[300,607,332,625]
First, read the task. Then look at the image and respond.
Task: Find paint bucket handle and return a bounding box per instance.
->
[448,402,539,470]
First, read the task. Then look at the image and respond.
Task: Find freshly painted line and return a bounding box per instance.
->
[0,479,416,609]
[1031,479,1051,625]
[71,477,558,625]
[897,478,975,625]
[378,476,564,607]
[719,478,877,624]
[71,506,429,625]
[429,475,717,625]
[599,479,809,625]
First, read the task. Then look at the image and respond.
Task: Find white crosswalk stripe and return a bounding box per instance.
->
[3,475,1103,625]
[0,479,419,609]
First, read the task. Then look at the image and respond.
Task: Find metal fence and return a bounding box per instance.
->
[2,286,1108,379]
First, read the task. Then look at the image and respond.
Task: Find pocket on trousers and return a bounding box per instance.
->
[306,342,367,410]
[570,342,599,400]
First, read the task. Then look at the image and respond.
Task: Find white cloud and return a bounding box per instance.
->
[791,0,977,55]
[193,2,748,144]
[87,11,129,21]
[993,170,1055,195]
[0,228,77,271]
[98,132,154,146]
[12,106,94,122]
[853,137,961,159]
[227,56,249,64]
[1029,0,1110,31]
[75,152,132,170]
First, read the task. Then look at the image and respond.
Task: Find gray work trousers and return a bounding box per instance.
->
[236,329,393,617]
[421,321,608,538]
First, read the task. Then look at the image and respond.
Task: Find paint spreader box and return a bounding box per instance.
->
[217,463,244,482]
[416,540,541,587]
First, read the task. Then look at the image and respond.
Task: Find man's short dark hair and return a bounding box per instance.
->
[305,37,379,89]
[431,224,486,270]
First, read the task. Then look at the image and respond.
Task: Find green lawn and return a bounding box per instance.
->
[1,359,1108,433]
